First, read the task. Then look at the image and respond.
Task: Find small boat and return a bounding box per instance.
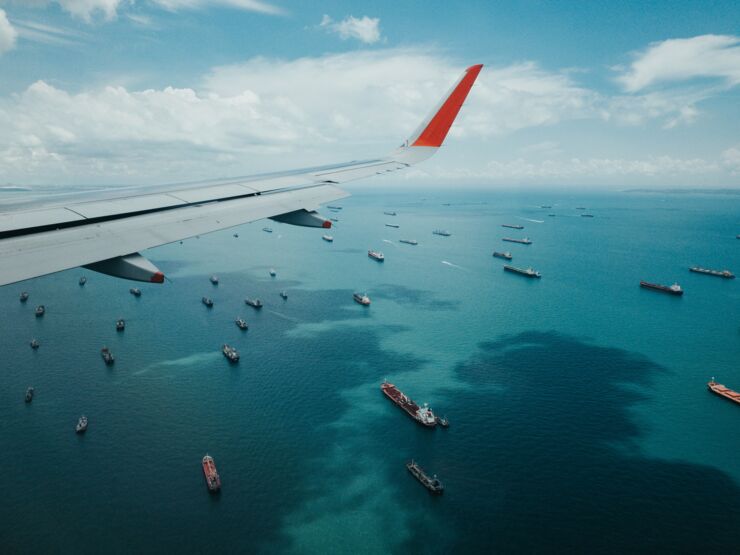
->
[202,454,222,492]
[640,281,683,296]
[269,269,276,277]
[262,227,273,233]
[130,288,142,297]
[384,211,397,216]
[222,344,239,362]
[435,415,449,427]
[581,214,595,218]
[233,233,239,238]
[25,387,34,403]
[504,265,541,278]
[406,460,443,494]
[327,205,342,210]
[501,224,524,230]
[235,318,248,330]
[79,276,87,286]
[492,251,512,260]
[548,214,556,217]
[330,218,339,222]
[20,291,29,302]
[202,297,214,307]
[101,347,115,365]
[245,298,263,309]
[576,207,586,210]
[385,223,400,228]
[210,275,219,285]
[35,305,45,317]
[322,235,334,242]
[433,229,451,237]
[368,250,385,262]
[116,319,125,331]
[353,292,371,306]
[280,291,288,300]
[76,416,88,434]
[540,205,552,209]
[399,239,418,245]
[502,237,532,245]
[30,339,40,349]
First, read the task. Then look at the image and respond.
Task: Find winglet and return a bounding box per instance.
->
[407,64,483,148]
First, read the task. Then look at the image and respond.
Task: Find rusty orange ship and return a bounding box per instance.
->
[707,379,740,406]
[202,454,221,492]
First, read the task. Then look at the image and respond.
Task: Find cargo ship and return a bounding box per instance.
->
[76,415,88,433]
[262,227,273,233]
[130,287,141,297]
[202,455,221,492]
[322,234,334,242]
[502,237,532,245]
[707,379,740,405]
[689,267,734,279]
[116,319,125,331]
[235,318,248,330]
[381,381,436,427]
[384,211,397,216]
[504,265,541,278]
[222,344,239,362]
[202,297,214,307]
[20,291,29,302]
[368,250,385,262]
[385,223,400,228]
[433,229,451,237]
[501,224,524,229]
[245,298,263,309]
[30,339,40,349]
[581,214,594,218]
[353,292,371,306]
[327,205,342,210]
[639,281,683,295]
[79,276,87,286]
[406,460,443,494]
[210,275,219,285]
[35,305,45,317]
[25,387,34,403]
[399,239,418,245]
[492,251,512,260]
[101,347,115,365]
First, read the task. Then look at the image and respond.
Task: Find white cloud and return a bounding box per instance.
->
[722,146,740,175]
[150,0,284,15]
[320,14,381,44]
[0,9,18,55]
[55,0,126,22]
[11,19,85,45]
[616,34,740,92]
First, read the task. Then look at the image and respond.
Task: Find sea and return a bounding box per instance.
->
[1,188,738,553]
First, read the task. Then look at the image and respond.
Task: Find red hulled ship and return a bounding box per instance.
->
[202,454,221,492]
[381,381,436,427]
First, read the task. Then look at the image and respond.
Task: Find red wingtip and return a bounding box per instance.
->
[150,272,165,283]
[322,220,332,229]
[411,64,483,148]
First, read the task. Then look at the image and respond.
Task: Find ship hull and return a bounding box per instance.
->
[690,268,735,279]
[639,281,683,295]
[381,383,436,427]
[708,382,740,405]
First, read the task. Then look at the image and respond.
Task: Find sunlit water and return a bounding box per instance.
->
[1,189,738,553]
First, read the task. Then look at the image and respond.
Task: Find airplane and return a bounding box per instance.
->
[0,64,483,287]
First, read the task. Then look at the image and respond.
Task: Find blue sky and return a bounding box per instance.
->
[0,0,738,188]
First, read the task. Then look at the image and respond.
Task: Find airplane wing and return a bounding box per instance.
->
[0,64,483,287]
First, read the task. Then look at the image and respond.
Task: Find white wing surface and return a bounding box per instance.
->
[0,64,483,286]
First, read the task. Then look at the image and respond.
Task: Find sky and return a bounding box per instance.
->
[0,0,738,189]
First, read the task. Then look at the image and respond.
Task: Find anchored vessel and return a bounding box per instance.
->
[581,214,594,218]
[540,205,552,209]
[640,281,683,296]
[262,227,273,233]
[222,344,239,362]
[269,269,276,277]
[25,387,34,403]
[353,292,371,306]
[399,239,418,245]
[76,416,88,433]
[406,460,444,494]
[130,288,141,297]
[433,229,451,237]
[385,223,400,228]
[30,339,40,349]
[436,415,449,427]
[330,218,339,222]
[116,319,125,331]
[35,305,45,317]
[707,379,740,405]
[210,275,219,285]
[368,250,385,262]
[202,455,222,492]
[327,205,342,210]
[79,276,87,286]
[235,318,248,330]
[101,347,115,365]
[381,381,436,427]
[20,291,29,302]
[322,234,334,242]
[245,298,263,309]
[504,265,541,278]
[492,251,512,260]
[502,224,524,229]
[690,267,735,279]
[202,297,214,307]
[384,211,397,216]
[280,291,288,300]
[502,237,532,245]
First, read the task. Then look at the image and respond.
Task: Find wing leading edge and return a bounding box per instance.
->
[0,64,482,286]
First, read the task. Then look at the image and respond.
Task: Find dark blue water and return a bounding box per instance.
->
[1,189,738,553]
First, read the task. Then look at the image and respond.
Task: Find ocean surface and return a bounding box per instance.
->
[1,188,738,553]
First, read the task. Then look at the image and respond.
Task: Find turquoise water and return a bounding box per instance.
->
[1,189,738,553]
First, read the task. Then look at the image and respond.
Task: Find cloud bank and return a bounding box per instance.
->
[319,14,382,44]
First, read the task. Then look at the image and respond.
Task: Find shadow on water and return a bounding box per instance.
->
[396,331,740,553]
